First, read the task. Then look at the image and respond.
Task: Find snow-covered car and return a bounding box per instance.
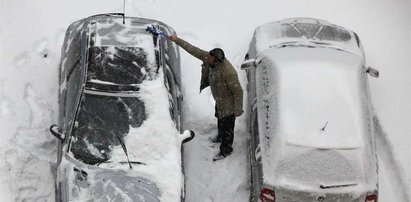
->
[241,18,379,202]
[49,13,194,202]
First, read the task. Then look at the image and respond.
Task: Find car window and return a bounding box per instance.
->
[63,27,82,77]
[70,93,146,165]
[280,24,304,38]
[86,46,151,91]
[65,61,83,128]
[281,23,351,42]
[294,23,320,38]
[92,19,151,47]
[315,25,351,42]
[164,67,177,122]
[160,27,181,87]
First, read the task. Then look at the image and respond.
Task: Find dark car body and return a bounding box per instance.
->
[50,13,193,202]
[242,18,379,202]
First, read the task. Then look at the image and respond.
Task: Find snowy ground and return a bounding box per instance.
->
[1,0,410,201]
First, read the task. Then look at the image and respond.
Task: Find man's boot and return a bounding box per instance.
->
[213,150,232,161]
[209,136,222,143]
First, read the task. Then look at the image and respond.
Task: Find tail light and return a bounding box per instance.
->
[365,194,377,202]
[259,188,275,202]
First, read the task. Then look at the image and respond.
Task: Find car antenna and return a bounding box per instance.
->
[122,0,126,24]
[116,135,133,169]
[321,121,329,131]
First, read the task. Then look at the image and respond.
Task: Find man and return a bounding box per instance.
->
[168,35,243,161]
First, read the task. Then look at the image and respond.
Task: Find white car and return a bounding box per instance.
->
[242,18,379,202]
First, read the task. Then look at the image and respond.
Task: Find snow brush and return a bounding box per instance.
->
[146,24,168,37]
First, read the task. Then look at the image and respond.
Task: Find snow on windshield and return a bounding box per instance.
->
[70,94,146,164]
[67,72,182,200]
[254,18,362,56]
[96,73,183,201]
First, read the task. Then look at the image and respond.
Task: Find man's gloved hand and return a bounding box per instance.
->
[168,35,177,42]
[234,110,244,117]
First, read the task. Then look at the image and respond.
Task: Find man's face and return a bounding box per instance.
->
[207,54,216,65]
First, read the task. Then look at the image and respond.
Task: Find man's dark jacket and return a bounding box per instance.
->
[175,37,243,119]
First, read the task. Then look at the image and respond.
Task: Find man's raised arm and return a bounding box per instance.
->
[169,35,208,62]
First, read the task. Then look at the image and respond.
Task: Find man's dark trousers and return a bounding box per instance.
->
[217,114,236,156]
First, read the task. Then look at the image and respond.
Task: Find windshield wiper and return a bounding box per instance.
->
[119,161,146,165]
[97,161,146,166]
[320,183,357,189]
[116,135,133,169]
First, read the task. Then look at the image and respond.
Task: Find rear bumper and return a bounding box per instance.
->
[274,187,371,202]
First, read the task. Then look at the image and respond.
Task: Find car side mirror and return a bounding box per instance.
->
[366,67,379,78]
[241,59,257,70]
[181,130,195,144]
[50,124,65,141]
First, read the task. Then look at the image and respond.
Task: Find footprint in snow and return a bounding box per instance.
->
[23,84,54,127]
[0,95,10,118]
[13,51,30,69]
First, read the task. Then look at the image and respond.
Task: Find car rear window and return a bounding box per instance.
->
[86,19,158,92]
[280,23,352,42]
[86,46,151,91]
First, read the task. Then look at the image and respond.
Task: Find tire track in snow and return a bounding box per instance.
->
[374,116,409,202]
[0,94,10,119]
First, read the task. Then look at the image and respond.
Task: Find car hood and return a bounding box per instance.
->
[80,170,159,201]
[259,47,366,150]
[59,159,161,202]
[57,151,185,202]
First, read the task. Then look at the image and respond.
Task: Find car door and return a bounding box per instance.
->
[61,23,88,158]
[249,59,274,201]
[244,54,264,201]
[57,22,87,164]
[160,33,183,132]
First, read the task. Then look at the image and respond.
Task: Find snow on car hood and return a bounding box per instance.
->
[254,17,363,57]
[58,156,161,202]
[256,47,377,193]
[66,74,184,202]
[259,47,366,149]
